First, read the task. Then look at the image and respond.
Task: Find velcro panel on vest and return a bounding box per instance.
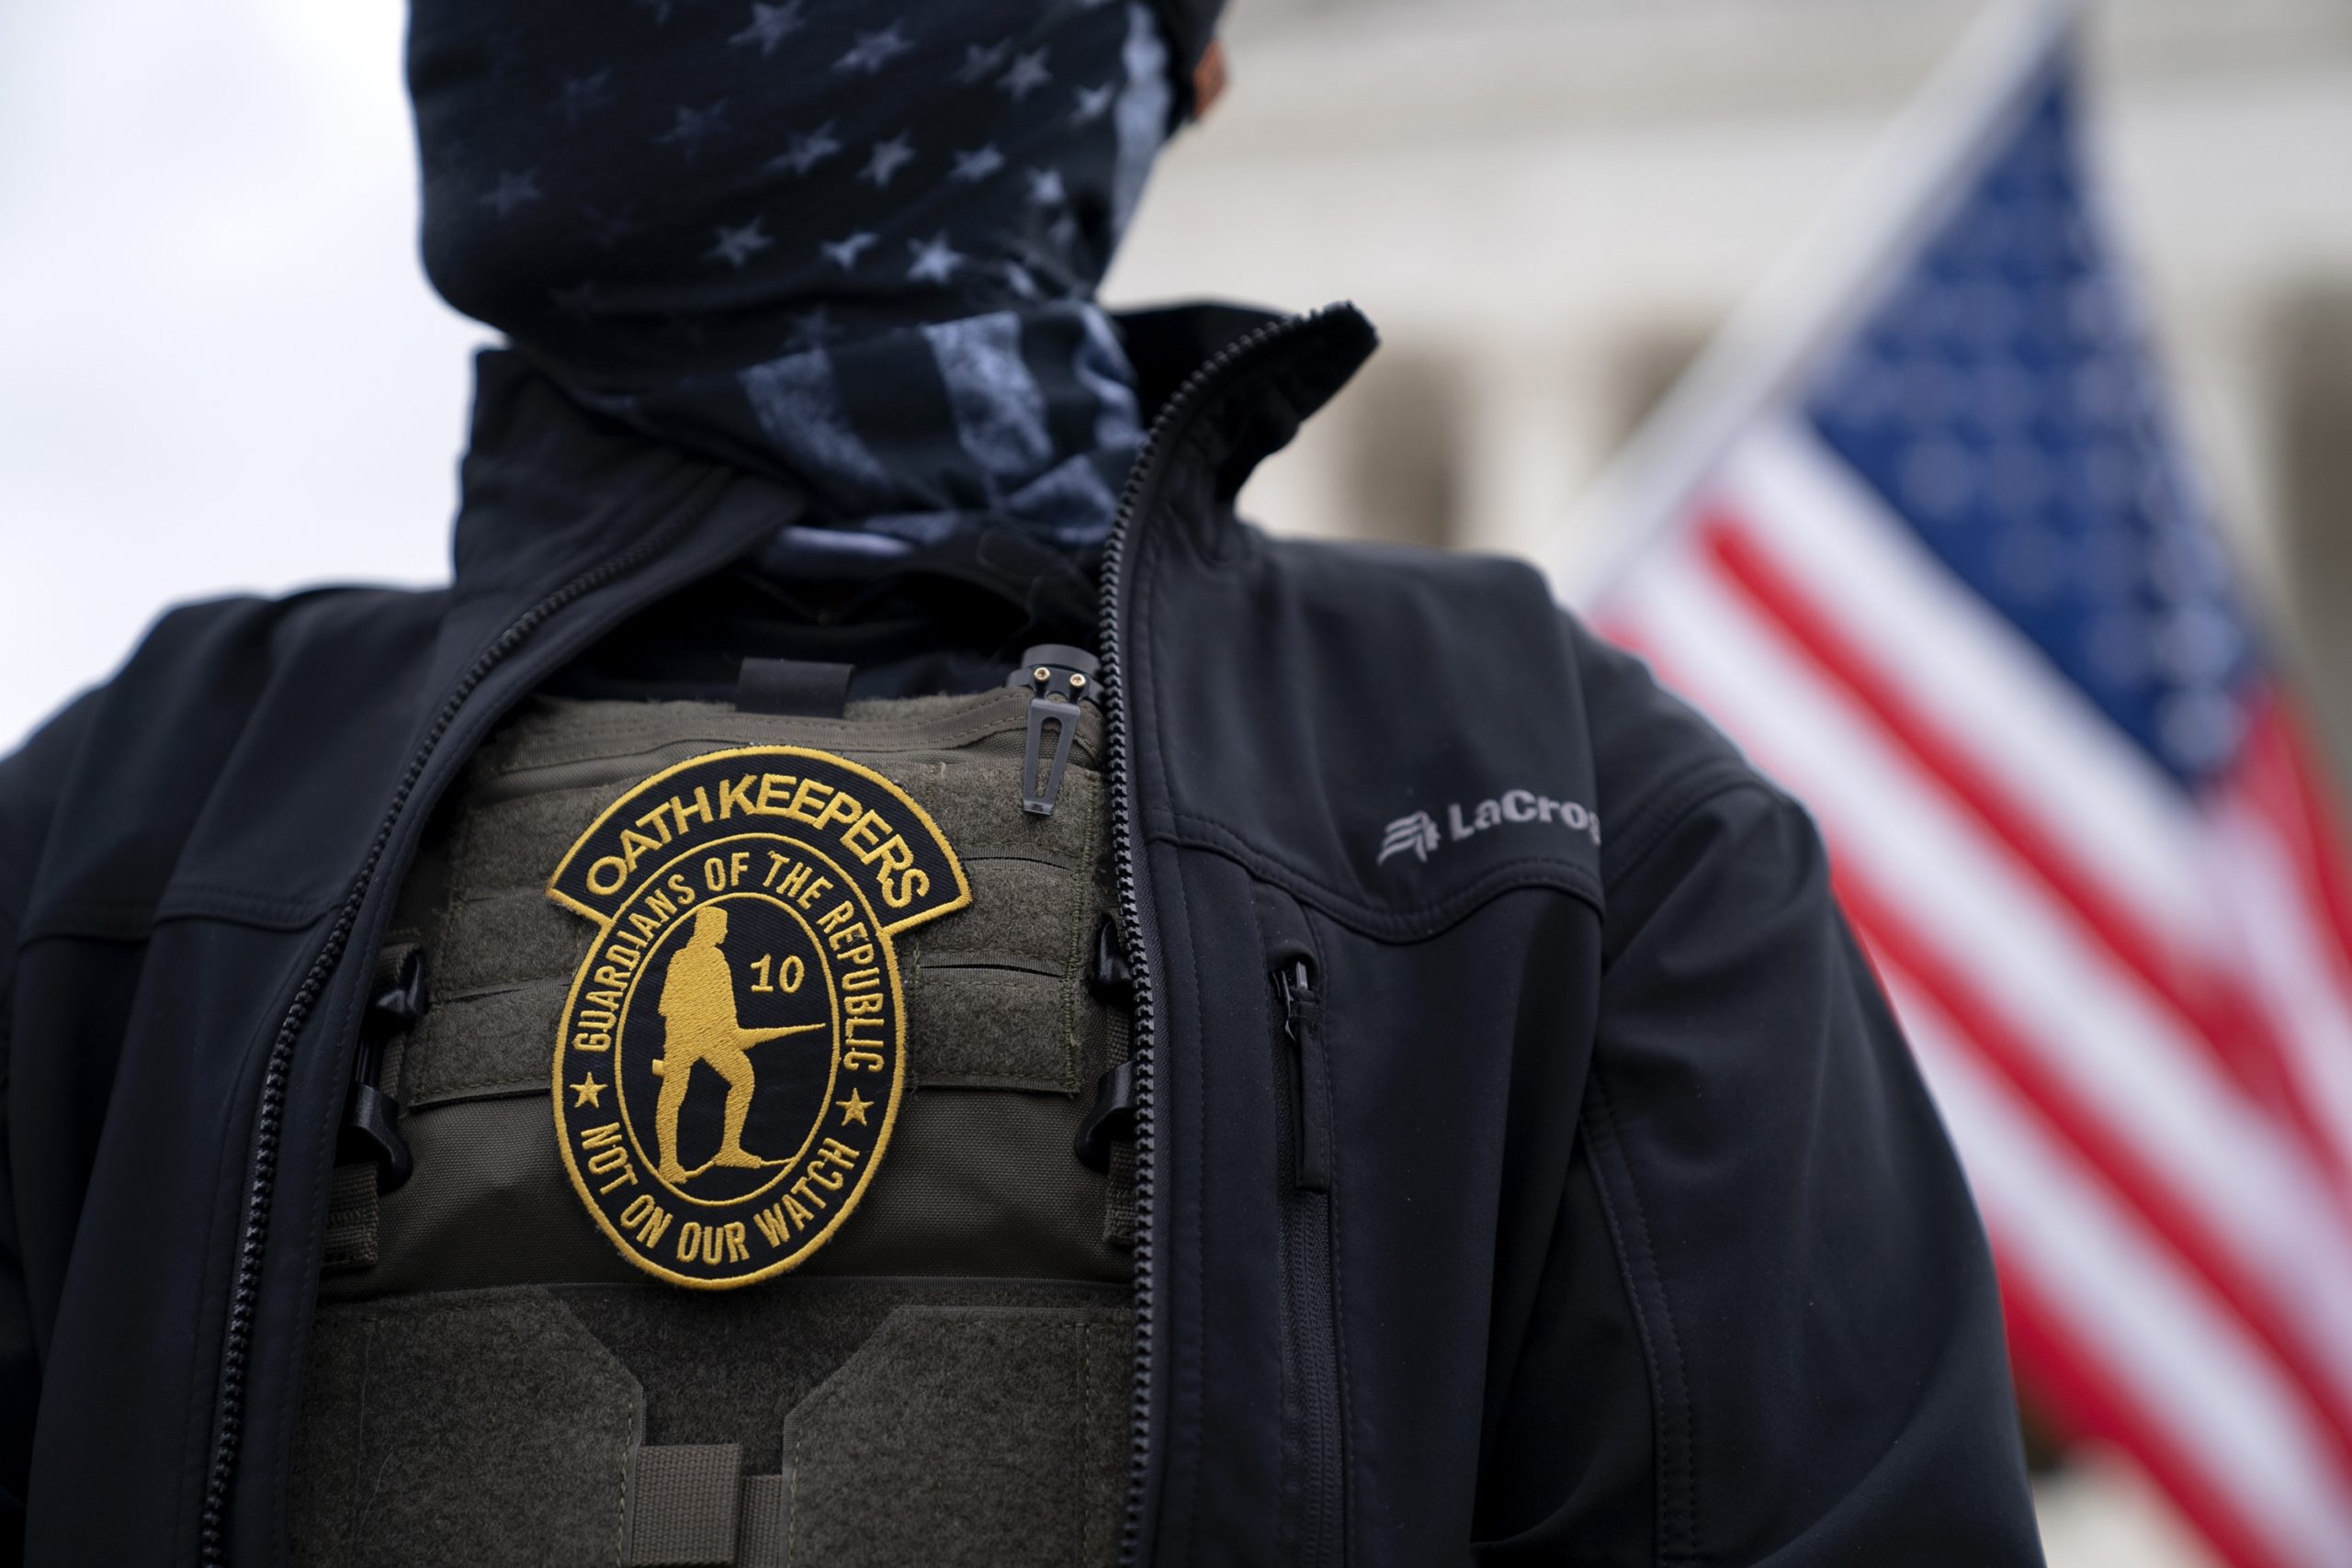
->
[293,1282,1128,1562]
[399,701,1103,1109]
[289,1290,640,1567]
[779,1305,1129,1567]
[556,1279,1125,1465]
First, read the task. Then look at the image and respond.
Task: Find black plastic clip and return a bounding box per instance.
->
[1074,1060,1136,1172]
[1075,918,1136,1170]
[1009,643,1099,818]
[1088,915,1133,1001]
[338,949,424,1191]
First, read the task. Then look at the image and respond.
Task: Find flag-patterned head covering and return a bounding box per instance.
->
[408,0,1180,549]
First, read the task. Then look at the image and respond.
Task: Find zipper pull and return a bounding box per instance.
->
[1008,643,1098,817]
[1279,958,1333,1192]
[338,947,424,1191]
[1255,886,1335,1193]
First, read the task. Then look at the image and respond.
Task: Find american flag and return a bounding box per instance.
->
[1566,6,2352,1564]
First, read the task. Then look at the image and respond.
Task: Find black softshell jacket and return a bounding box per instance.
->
[0,305,2041,1565]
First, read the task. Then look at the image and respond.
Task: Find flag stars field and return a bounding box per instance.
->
[1588,19,2352,1565]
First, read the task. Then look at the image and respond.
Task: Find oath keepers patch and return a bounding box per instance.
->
[546,748,970,1288]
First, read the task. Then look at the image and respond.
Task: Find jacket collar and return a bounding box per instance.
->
[445,301,1382,602]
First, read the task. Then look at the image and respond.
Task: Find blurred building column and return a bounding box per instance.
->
[2272,281,2352,786]
[1450,332,1623,558]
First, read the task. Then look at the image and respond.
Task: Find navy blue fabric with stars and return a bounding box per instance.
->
[408,0,1172,550]
[1807,68,2257,789]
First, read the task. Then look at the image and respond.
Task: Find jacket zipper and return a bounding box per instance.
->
[1277,960,1333,1193]
[197,483,727,1565]
[1097,307,1333,1567]
[1272,955,1346,1564]
[194,310,1329,1563]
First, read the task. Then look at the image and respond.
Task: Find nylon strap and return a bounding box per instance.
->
[320,1163,381,1274]
[735,657,853,718]
[1102,1005,1136,1249]
[628,1443,774,1566]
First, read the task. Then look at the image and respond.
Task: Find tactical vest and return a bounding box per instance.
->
[293,679,1134,1568]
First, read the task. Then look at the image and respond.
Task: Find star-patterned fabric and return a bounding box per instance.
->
[408,0,1174,551]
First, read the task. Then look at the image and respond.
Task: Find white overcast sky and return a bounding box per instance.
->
[0,0,1257,752]
[0,0,486,750]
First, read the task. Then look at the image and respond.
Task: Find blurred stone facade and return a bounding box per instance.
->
[1105,3,2350,1561]
[1105,0,2352,794]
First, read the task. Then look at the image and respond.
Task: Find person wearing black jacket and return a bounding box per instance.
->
[0,1,2042,1563]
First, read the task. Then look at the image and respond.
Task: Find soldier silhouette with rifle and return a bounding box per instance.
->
[651,904,822,1184]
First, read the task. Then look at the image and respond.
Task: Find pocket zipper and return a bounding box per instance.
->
[1259,887,1348,1565]
[1276,958,1333,1194]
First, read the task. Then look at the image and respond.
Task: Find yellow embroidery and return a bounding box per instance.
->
[650,905,827,1183]
[546,746,969,1288]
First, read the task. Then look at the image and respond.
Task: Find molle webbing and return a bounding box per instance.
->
[297,690,1133,1564]
[329,685,1126,1296]
[413,687,1110,1105]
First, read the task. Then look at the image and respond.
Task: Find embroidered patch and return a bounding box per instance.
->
[546,747,969,1288]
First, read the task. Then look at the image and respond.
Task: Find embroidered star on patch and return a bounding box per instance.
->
[546,747,969,1288]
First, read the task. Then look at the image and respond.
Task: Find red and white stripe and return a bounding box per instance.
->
[1596,419,2352,1568]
